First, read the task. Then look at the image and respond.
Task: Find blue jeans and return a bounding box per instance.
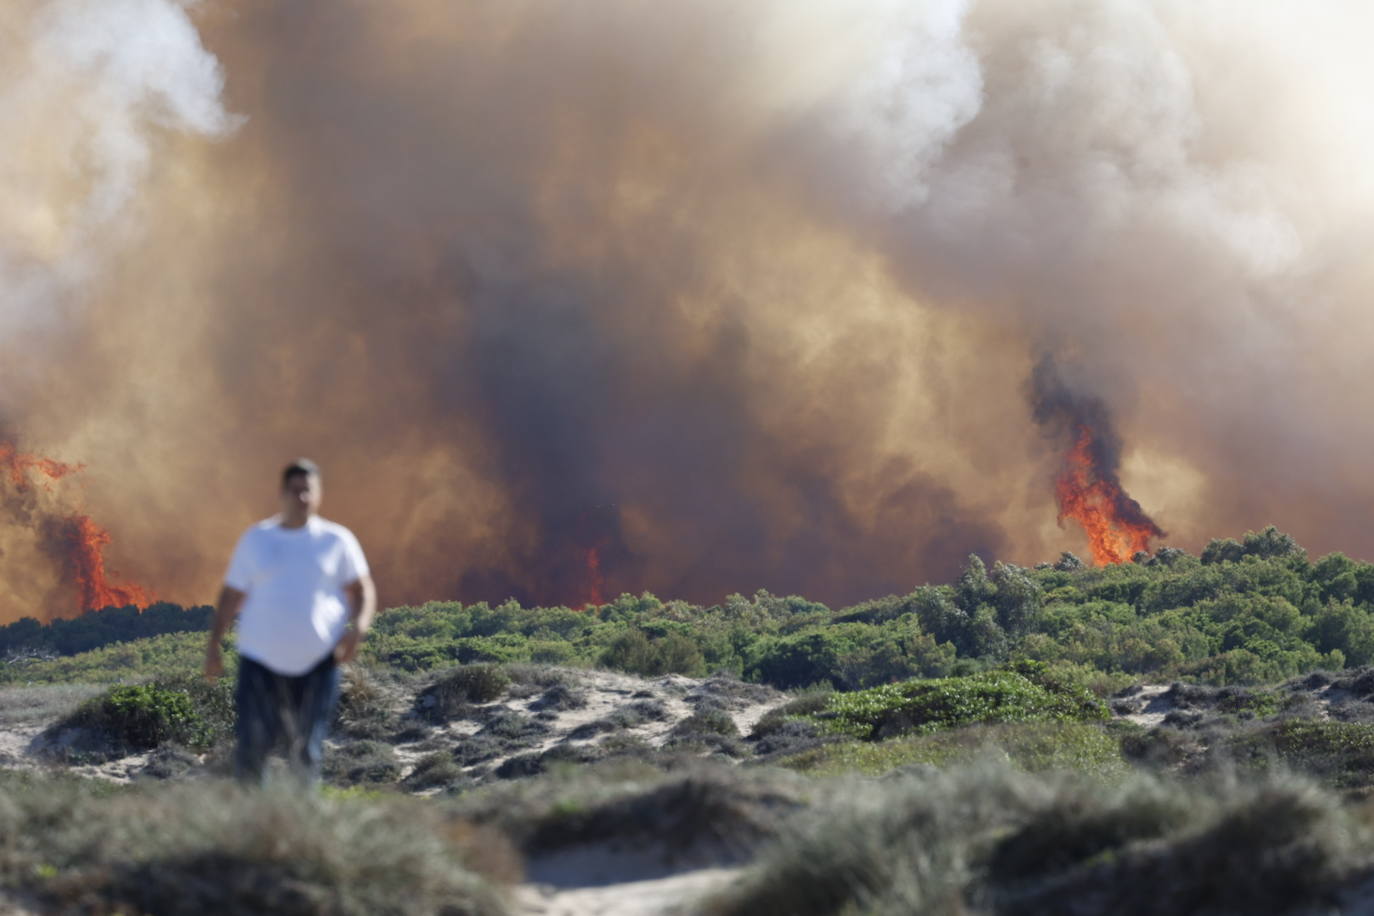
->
[234,653,341,786]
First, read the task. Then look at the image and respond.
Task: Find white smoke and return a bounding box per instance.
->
[0,0,237,329]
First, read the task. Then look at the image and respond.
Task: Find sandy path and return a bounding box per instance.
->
[1116,684,1174,728]
[516,867,740,916]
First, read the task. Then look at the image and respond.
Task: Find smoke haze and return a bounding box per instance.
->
[4,0,1374,620]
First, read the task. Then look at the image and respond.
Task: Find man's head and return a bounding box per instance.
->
[280,458,322,525]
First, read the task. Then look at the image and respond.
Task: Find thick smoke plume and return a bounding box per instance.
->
[4,0,1374,621]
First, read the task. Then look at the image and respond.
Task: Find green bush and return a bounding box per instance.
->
[819,665,1108,741]
[67,678,232,752]
[419,664,510,721]
[600,629,705,676]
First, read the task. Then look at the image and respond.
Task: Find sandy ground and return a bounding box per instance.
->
[386,668,784,786]
[514,842,750,916]
[516,864,741,916]
[1116,684,1174,728]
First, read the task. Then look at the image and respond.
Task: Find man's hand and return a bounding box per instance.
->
[336,575,375,665]
[204,643,224,682]
[205,585,244,683]
[334,627,362,664]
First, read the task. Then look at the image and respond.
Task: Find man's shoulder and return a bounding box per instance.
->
[239,518,282,540]
[312,516,359,542]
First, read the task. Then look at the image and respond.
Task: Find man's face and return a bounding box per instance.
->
[281,472,322,517]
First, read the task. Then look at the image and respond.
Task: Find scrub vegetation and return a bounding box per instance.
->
[2,526,1357,692]
[9,528,1374,913]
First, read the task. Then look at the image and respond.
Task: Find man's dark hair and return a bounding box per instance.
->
[281,458,321,487]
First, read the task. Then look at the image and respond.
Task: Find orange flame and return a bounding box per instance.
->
[0,442,83,490]
[1056,424,1164,565]
[61,515,153,611]
[578,546,605,609]
[1,442,153,613]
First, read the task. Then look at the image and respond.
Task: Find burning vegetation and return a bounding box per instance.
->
[0,440,151,617]
[1032,360,1165,566]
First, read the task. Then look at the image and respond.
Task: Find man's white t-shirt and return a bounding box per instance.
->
[224,516,369,676]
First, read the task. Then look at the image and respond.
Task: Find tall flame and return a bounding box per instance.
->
[578,546,605,609]
[1,442,152,614]
[60,515,153,611]
[1055,424,1164,564]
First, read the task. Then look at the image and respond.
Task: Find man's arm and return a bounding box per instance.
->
[204,585,246,682]
[335,574,376,664]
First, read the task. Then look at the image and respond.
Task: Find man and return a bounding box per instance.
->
[204,458,376,785]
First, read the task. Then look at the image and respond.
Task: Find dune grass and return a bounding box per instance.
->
[0,772,518,915]
[708,760,1374,916]
[777,720,1127,778]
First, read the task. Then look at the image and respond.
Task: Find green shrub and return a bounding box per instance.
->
[419,665,510,721]
[819,666,1108,741]
[67,679,230,752]
[600,629,705,676]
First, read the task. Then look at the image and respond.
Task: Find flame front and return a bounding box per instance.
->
[1055,425,1164,565]
[1,442,152,615]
